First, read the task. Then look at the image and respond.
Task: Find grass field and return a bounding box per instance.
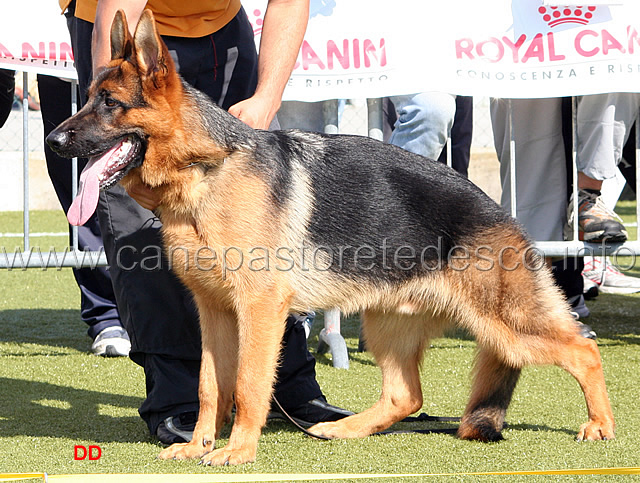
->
[0,209,639,481]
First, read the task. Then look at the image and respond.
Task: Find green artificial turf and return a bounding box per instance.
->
[0,210,639,481]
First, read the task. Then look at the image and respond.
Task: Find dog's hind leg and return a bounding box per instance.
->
[459,285,614,442]
[456,247,614,442]
[310,310,426,438]
[549,326,615,441]
[158,307,238,460]
[458,347,521,441]
[460,323,615,442]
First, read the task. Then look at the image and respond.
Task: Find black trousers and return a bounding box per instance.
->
[38,74,121,339]
[436,96,473,177]
[0,68,15,128]
[67,5,322,433]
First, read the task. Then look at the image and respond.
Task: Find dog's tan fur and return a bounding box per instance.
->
[49,10,615,466]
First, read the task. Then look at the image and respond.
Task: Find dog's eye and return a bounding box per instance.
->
[104,96,118,108]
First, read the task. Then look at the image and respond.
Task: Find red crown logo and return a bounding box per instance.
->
[538,5,597,28]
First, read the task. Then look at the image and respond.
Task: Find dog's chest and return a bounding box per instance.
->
[160,217,232,299]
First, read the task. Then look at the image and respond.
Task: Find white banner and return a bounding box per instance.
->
[2,0,640,100]
[0,1,76,78]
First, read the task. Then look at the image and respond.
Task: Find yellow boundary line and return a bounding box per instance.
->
[2,468,640,482]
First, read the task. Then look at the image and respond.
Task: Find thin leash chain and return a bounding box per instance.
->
[271,395,332,440]
[271,396,461,439]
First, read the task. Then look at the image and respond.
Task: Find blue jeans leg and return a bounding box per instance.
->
[388,92,456,159]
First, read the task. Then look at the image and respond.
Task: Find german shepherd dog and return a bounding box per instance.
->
[47,10,615,466]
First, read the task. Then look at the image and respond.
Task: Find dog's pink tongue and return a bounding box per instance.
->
[67,144,120,226]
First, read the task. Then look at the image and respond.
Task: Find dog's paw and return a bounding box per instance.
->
[457,421,504,442]
[199,445,256,466]
[308,421,341,439]
[309,413,382,439]
[308,420,368,439]
[576,419,615,441]
[157,440,213,460]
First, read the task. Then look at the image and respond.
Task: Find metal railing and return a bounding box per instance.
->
[513,97,640,258]
[5,90,635,267]
[0,73,109,269]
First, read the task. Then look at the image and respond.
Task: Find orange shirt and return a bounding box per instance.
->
[59,0,242,38]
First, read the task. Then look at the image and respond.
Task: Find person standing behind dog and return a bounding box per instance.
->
[0,67,129,356]
[490,94,640,317]
[58,0,352,444]
[38,74,131,357]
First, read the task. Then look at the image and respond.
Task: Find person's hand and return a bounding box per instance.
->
[126,182,161,211]
[228,94,280,130]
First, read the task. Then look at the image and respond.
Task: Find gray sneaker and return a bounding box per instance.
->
[91,326,131,357]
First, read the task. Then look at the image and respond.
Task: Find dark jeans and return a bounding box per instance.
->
[38,74,121,339]
[68,5,322,433]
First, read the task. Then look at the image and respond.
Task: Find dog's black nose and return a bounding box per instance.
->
[46,130,70,150]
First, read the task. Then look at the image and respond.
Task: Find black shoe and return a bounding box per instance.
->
[268,396,354,428]
[155,411,197,445]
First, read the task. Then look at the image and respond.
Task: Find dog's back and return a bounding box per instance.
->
[241,130,528,311]
[253,130,514,256]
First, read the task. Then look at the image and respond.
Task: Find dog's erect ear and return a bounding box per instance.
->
[110,10,133,61]
[133,10,168,79]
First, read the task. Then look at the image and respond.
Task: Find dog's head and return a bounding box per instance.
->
[46,10,185,225]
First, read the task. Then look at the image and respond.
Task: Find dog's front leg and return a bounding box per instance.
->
[200,295,289,466]
[158,308,238,460]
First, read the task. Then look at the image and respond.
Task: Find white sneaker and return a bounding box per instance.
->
[583,257,640,295]
[91,327,131,357]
